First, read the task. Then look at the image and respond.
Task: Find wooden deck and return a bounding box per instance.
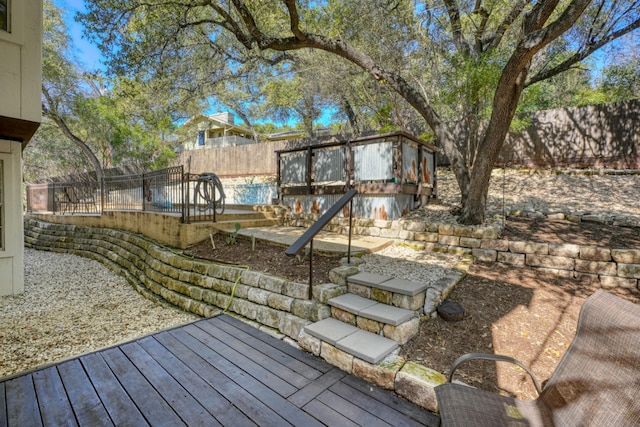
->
[1,315,439,426]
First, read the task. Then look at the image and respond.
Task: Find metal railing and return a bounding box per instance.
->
[183,172,226,223]
[26,166,194,221]
[285,188,358,299]
[52,181,100,215]
[102,173,144,211]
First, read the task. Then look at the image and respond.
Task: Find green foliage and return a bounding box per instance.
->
[599,57,640,102]
[77,0,640,224]
[226,223,242,245]
[34,0,181,181]
[440,53,502,122]
[24,122,89,182]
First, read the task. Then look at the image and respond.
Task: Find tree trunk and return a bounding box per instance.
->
[43,88,104,183]
[458,66,531,224]
[342,97,360,135]
[52,114,105,183]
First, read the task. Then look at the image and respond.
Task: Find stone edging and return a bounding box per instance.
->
[283,214,640,289]
[23,218,452,413]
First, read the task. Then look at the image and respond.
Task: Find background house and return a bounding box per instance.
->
[181,112,256,151]
[0,0,42,296]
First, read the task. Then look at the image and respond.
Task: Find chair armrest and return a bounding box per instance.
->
[447,352,542,395]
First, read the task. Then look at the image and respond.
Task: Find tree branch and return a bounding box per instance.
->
[283,0,306,41]
[443,0,470,54]
[482,0,528,51]
[527,16,640,85]
[521,0,591,52]
[42,86,104,182]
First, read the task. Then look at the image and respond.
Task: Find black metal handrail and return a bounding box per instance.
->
[285,188,358,299]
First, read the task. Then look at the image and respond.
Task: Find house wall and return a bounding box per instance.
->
[0,140,25,296]
[0,0,42,296]
[183,135,256,150]
[0,0,42,134]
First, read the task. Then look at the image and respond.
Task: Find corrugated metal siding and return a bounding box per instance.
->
[314,147,345,182]
[283,194,415,220]
[422,148,435,186]
[281,152,307,184]
[353,194,415,220]
[354,142,393,181]
[402,144,419,183]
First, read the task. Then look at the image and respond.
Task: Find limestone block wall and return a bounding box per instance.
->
[23,218,333,341]
[24,218,451,413]
[284,214,640,289]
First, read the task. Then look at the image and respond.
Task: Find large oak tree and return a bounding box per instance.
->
[81,1,640,224]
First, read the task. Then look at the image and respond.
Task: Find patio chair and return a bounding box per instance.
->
[435,290,640,426]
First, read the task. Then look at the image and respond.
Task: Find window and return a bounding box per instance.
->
[0,0,8,33]
[198,131,205,146]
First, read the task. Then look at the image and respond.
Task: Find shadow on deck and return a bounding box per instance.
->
[1,315,439,426]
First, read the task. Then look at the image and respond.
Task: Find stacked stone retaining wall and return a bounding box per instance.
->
[23,218,333,342]
[23,217,450,412]
[284,214,640,289]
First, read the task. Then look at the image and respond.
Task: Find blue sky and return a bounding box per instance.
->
[55,0,104,71]
[51,0,334,127]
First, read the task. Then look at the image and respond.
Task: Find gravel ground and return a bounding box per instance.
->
[359,246,462,287]
[406,169,640,224]
[0,250,198,379]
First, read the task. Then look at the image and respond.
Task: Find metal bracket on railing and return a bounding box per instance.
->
[285,189,358,300]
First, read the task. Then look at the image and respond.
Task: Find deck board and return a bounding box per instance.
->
[219,315,331,373]
[287,367,346,408]
[5,375,42,427]
[195,320,312,387]
[184,323,299,396]
[136,335,255,426]
[169,327,323,426]
[119,341,218,426]
[213,315,326,379]
[341,375,441,426]
[56,360,113,426]
[155,329,289,426]
[317,389,394,427]
[303,399,361,427]
[0,314,438,426]
[0,383,6,427]
[101,347,184,426]
[32,367,77,427]
[80,352,149,426]
[328,381,426,427]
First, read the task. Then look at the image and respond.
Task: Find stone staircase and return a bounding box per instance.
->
[209,205,282,230]
[303,271,428,364]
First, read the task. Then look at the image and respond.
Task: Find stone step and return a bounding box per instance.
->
[327,293,419,345]
[304,318,398,364]
[348,272,429,296]
[346,272,428,311]
[328,293,414,326]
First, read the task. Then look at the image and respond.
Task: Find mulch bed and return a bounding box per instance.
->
[184,235,342,285]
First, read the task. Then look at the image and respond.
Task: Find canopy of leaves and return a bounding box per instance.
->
[32,0,182,182]
[78,1,640,224]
